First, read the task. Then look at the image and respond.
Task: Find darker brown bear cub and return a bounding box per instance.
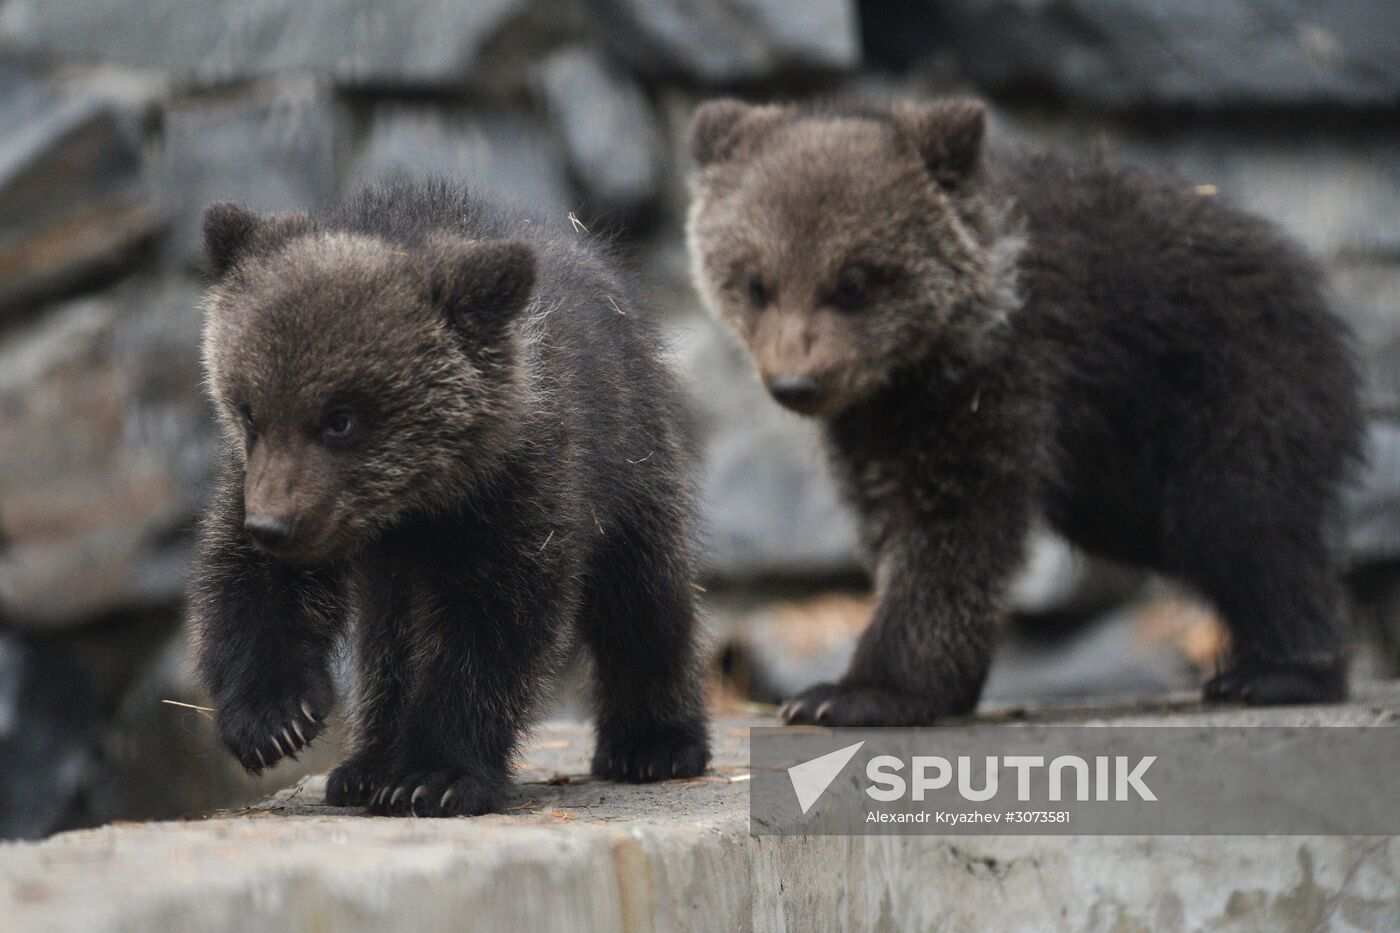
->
[687,99,1364,725]
[191,179,710,815]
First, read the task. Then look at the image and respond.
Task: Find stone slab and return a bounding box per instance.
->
[7,688,1400,931]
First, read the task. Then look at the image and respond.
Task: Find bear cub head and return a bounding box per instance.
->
[686,98,1021,418]
[200,202,536,565]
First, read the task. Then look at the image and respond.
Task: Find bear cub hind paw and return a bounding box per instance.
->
[325,754,395,807]
[779,682,974,727]
[1203,658,1347,706]
[592,724,711,783]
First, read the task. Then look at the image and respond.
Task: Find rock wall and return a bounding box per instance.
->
[0,0,1397,837]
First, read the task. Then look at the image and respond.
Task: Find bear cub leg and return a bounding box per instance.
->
[354,556,562,818]
[1169,505,1350,705]
[580,521,711,782]
[193,469,343,775]
[326,572,415,807]
[780,432,1034,726]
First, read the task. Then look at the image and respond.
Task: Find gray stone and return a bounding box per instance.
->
[1335,261,1400,354]
[1365,331,1400,416]
[1346,418,1400,565]
[0,61,158,316]
[157,86,339,267]
[0,0,531,88]
[985,598,1205,702]
[350,106,572,215]
[1348,323,1400,567]
[0,275,216,629]
[540,47,663,218]
[853,0,944,71]
[6,693,1400,931]
[675,317,861,581]
[714,584,1202,706]
[1117,128,1400,262]
[1009,530,1145,618]
[709,590,874,702]
[700,425,860,581]
[0,629,98,841]
[581,0,860,85]
[940,0,1400,109]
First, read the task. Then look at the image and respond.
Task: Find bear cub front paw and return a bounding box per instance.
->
[368,770,507,818]
[215,672,334,775]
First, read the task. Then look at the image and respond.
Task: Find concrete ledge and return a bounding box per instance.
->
[5,690,1400,932]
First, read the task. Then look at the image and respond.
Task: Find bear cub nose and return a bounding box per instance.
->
[767,374,822,411]
[244,514,294,549]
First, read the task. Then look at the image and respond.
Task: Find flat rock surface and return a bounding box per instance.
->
[7,691,1400,932]
[0,717,755,932]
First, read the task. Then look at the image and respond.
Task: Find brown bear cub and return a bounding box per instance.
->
[687,99,1364,725]
[191,179,710,815]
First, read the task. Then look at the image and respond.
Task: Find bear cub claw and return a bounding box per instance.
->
[591,725,711,783]
[326,755,394,807]
[367,771,506,818]
[1203,659,1347,706]
[780,682,970,727]
[217,689,330,775]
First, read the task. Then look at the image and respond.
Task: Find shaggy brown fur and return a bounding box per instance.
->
[687,98,1363,724]
[191,179,710,815]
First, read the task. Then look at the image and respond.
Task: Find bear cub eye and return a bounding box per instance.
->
[831,266,868,312]
[323,408,357,444]
[237,401,256,434]
[746,273,770,308]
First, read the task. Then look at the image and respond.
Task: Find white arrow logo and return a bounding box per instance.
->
[788,741,865,815]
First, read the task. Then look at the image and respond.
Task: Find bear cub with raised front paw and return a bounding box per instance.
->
[686,99,1364,724]
[191,179,710,816]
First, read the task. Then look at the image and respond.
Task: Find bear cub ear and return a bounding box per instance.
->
[202,202,261,277]
[893,98,988,189]
[688,99,783,167]
[201,202,315,277]
[425,236,537,336]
